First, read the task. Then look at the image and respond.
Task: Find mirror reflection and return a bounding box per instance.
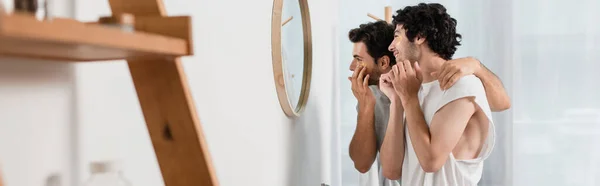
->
[281,0,304,109]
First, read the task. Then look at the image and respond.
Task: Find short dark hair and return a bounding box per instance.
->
[392,3,461,60]
[348,21,396,65]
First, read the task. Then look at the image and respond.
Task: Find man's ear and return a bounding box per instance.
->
[415,34,426,45]
[377,56,391,70]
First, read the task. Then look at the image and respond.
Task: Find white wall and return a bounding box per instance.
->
[73,0,340,185]
[0,0,76,186]
[0,59,76,186]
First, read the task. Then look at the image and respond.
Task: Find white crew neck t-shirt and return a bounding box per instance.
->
[401,75,495,186]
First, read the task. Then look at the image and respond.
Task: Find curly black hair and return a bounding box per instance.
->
[392,3,461,60]
[348,21,396,65]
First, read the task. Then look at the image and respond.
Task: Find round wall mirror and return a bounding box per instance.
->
[271,0,312,117]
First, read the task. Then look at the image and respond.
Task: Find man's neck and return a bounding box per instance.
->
[418,54,446,83]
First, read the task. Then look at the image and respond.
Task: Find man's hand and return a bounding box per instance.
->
[431,57,481,90]
[432,57,511,111]
[349,65,375,108]
[379,72,400,102]
[390,60,423,105]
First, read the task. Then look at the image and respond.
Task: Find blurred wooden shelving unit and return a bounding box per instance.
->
[0,0,218,185]
[0,13,189,61]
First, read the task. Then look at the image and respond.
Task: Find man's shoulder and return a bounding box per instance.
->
[447,75,484,91]
[439,75,485,99]
[435,75,486,109]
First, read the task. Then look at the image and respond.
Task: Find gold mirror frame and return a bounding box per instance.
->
[271,0,312,117]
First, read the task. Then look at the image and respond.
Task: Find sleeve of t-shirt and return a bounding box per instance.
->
[355,86,386,152]
[435,75,486,112]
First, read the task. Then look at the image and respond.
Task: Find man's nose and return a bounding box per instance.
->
[349,61,357,71]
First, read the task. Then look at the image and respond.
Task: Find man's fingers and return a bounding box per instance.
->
[358,65,367,80]
[441,70,459,90]
[350,68,359,88]
[436,62,447,80]
[381,75,393,88]
[437,64,451,82]
[357,66,367,86]
[403,60,414,75]
[363,74,370,88]
[384,74,392,81]
[431,71,439,78]
[352,65,362,80]
[436,68,447,83]
[389,69,399,86]
[388,71,395,79]
[440,61,450,71]
[398,62,407,79]
[444,73,460,90]
[381,74,390,84]
[380,73,388,81]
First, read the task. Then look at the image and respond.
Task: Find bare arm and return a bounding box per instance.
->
[403,97,476,172]
[380,98,405,180]
[349,103,378,173]
[348,65,378,173]
[474,61,511,111]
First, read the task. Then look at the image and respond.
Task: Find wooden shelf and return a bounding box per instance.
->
[0,13,189,62]
[0,0,217,185]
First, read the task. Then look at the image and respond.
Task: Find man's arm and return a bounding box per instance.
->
[348,65,378,173]
[349,103,378,173]
[403,97,476,172]
[436,57,511,112]
[474,62,511,111]
[380,99,405,180]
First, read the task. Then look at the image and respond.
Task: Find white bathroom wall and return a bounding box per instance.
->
[0,0,76,186]
[73,0,340,185]
[0,59,76,186]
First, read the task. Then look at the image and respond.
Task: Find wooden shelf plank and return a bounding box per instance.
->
[0,13,189,62]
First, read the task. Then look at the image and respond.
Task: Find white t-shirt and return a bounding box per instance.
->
[401,75,495,186]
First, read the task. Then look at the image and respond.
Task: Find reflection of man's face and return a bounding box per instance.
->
[350,42,380,85]
[389,25,419,63]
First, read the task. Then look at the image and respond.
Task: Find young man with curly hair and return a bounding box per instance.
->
[378,3,499,185]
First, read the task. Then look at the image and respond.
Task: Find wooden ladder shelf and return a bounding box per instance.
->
[0,0,218,185]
